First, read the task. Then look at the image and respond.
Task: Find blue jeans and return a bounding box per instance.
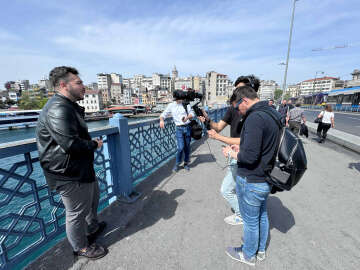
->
[175,125,191,165]
[220,158,240,216]
[236,175,271,260]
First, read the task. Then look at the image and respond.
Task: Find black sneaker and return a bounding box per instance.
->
[74,243,108,260]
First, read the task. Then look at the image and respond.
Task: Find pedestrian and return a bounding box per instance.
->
[36,66,107,260]
[268,99,276,109]
[159,91,195,172]
[199,75,260,226]
[223,86,281,266]
[278,99,288,118]
[287,102,306,136]
[316,104,335,143]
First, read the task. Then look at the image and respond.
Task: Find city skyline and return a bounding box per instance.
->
[1,0,359,88]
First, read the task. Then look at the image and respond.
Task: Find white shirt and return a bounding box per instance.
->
[160,102,195,126]
[320,111,334,124]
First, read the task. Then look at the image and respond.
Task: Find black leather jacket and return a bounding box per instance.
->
[36,94,98,190]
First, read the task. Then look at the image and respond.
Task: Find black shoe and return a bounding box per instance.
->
[87,221,107,244]
[74,243,108,260]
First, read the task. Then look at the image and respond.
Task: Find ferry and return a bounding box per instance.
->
[0,110,41,129]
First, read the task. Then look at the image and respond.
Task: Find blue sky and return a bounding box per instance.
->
[1,0,359,88]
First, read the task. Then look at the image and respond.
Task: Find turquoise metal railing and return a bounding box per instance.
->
[0,107,227,269]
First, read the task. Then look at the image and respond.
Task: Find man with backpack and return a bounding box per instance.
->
[199,75,260,226]
[223,86,281,266]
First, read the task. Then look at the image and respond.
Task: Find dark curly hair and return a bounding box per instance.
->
[49,66,79,88]
[234,75,260,92]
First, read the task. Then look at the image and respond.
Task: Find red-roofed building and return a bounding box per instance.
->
[299,76,341,96]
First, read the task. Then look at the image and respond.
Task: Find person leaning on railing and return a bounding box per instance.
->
[36,66,107,260]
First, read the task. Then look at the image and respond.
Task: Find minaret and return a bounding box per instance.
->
[172,65,178,79]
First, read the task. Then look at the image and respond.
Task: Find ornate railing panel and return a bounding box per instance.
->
[128,118,176,182]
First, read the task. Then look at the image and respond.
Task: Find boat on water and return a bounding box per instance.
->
[0,110,42,129]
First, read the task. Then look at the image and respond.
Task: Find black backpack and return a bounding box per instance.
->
[259,109,307,192]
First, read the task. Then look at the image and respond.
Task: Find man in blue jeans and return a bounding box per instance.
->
[223,85,281,266]
[159,91,195,172]
[199,75,260,226]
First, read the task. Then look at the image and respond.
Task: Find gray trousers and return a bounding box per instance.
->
[57,181,100,251]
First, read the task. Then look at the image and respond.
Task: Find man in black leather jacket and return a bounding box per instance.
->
[36,66,107,259]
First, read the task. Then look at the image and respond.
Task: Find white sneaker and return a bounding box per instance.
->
[257,251,266,261]
[224,214,243,225]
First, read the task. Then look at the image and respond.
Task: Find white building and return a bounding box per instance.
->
[97,73,112,90]
[299,77,339,96]
[286,84,301,98]
[152,73,171,91]
[258,80,278,100]
[16,80,30,91]
[174,77,193,90]
[205,71,232,105]
[121,89,132,105]
[77,90,103,113]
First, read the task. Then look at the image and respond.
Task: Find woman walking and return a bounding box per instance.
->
[316,104,335,143]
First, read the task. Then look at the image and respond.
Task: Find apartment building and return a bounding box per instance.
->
[205,71,232,104]
[258,80,278,100]
[299,77,339,96]
[286,84,301,98]
[174,77,193,90]
[152,73,171,91]
[77,90,103,113]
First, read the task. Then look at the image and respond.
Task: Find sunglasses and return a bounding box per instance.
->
[234,98,243,110]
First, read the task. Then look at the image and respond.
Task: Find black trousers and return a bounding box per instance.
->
[316,122,331,140]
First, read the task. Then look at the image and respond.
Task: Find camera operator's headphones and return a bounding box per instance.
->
[245,75,256,89]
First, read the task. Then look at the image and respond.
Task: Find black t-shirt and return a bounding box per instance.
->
[222,106,243,138]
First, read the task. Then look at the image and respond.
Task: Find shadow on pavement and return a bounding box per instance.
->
[348,162,360,172]
[100,189,185,248]
[268,196,295,233]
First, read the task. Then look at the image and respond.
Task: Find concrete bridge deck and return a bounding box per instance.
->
[29,127,360,270]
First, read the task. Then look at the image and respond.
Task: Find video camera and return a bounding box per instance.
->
[173,89,211,130]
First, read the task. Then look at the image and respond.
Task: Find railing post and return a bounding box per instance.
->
[108,113,141,203]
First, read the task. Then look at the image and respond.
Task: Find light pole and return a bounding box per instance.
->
[312,71,324,104]
[281,0,299,102]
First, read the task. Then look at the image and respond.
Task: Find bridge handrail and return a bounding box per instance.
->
[0,106,228,270]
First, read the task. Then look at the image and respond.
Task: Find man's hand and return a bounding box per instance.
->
[222,145,232,157]
[182,116,188,123]
[159,120,165,129]
[94,138,103,149]
[231,144,240,152]
[208,129,219,139]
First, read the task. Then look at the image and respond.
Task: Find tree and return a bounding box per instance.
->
[274,89,283,101]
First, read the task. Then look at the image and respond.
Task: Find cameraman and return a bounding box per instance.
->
[160,91,195,172]
[199,75,260,226]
